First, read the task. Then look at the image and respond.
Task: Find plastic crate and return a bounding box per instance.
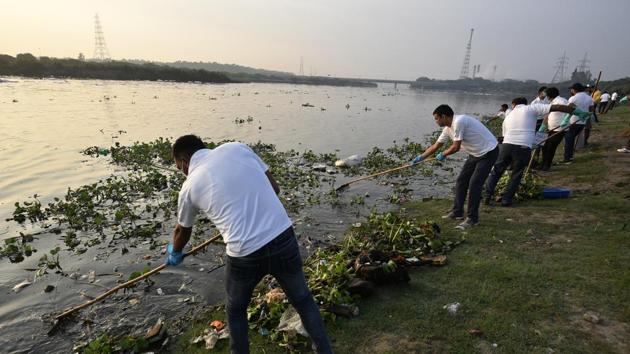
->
[542,187,571,199]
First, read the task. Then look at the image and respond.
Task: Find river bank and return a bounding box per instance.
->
[170,107,630,353]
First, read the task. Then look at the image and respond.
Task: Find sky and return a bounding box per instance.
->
[2,0,629,82]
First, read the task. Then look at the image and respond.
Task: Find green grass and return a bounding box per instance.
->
[170,106,630,353]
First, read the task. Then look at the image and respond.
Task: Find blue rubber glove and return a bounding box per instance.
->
[559,114,571,128]
[573,108,591,122]
[166,243,184,266]
[411,155,424,165]
[538,123,548,133]
[436,152,447,162]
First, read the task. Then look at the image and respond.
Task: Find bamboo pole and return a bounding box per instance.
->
[336,158,435,191]
[54,233,222,320]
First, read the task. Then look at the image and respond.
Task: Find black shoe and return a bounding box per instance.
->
[500,200,513,207]
[441,211,464,220]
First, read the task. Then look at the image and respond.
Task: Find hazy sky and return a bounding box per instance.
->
[2,0,629,81]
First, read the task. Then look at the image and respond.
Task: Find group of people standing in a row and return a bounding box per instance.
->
[411,83,596,230]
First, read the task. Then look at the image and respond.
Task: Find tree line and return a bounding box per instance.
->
[0,53,232,83]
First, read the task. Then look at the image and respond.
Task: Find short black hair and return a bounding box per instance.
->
[538,86,547,93]
[172,134,207,161]
[546,87,559,99]
[433,104,454,117]
[501,103,509,110]
[571,82,585,92]
[512,97,528,105]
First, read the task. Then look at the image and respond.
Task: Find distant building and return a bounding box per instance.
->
[570,67,592,83]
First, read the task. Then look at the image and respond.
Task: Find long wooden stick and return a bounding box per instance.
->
[54,233,222,320]
[336,158,435,191]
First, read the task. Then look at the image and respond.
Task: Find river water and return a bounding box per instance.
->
[0,78,511,353]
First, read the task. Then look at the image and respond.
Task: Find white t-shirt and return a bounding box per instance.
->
[530,97,549,120]
[568,92,594,125]
[502,104,551,147]
[437,114,498,157]
[611,92,618,100]
[600,93,610,102]
[532,96,549,105]
[547,96,569,131]
[177,142,292,257]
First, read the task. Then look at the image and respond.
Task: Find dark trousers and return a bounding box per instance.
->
[598,102,607,113]
[540,130,566,170]
[226,227,333,354]
[452,146,498,222]
[563,124,585,161]
[485,143,531,204]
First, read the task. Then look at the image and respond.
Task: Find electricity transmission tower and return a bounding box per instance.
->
[577,52,590,73]
[492,65,497,81]
[458,28,474,79]
[551,51,569,83]
[299,56,304,76]
[93,14,110,61]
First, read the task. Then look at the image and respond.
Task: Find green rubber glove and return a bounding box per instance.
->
[573,108,591,122]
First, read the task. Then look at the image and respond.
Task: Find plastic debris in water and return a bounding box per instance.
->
[13,279,32,293]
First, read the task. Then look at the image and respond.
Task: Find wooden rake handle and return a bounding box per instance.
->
[54,233,223,320]
[336,158,435,191]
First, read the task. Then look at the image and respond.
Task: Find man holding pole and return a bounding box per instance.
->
[411,104,499,230]
[484,97,589,206]
[166,135,333,354]
[539,87,569,171]
[563,83,595,163]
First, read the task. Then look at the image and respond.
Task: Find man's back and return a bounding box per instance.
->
[178,142,292,257]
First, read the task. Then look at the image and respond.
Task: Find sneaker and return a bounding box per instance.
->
[441,211,464,220]
[617,147,630,153]
[562,159,573,165]
[455,218,478,230]
[500,200,513,207]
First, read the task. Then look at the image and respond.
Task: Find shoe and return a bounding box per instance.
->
[455,218,478,230]
[441,211,464,220]
[617,147,630,153]
[500,200,513,207]
[483,197,493,206]
[562,159,573,165]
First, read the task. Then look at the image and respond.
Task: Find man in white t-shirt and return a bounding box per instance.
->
[485,96,582,205]
[608,91,619,112]
[166,135,332,354]
[531,86,549,131]
[599,91,610,113]
[411,104,499,230]
[538,87,569,171]
[564,83,595,163]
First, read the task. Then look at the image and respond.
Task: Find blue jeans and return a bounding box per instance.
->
[453,146,499,222]
[225,227,333,354]
[563,124,585,161]
[485,143,531,204]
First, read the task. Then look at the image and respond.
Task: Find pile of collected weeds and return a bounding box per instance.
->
[242,211,463,350]
[494,171,546,201]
